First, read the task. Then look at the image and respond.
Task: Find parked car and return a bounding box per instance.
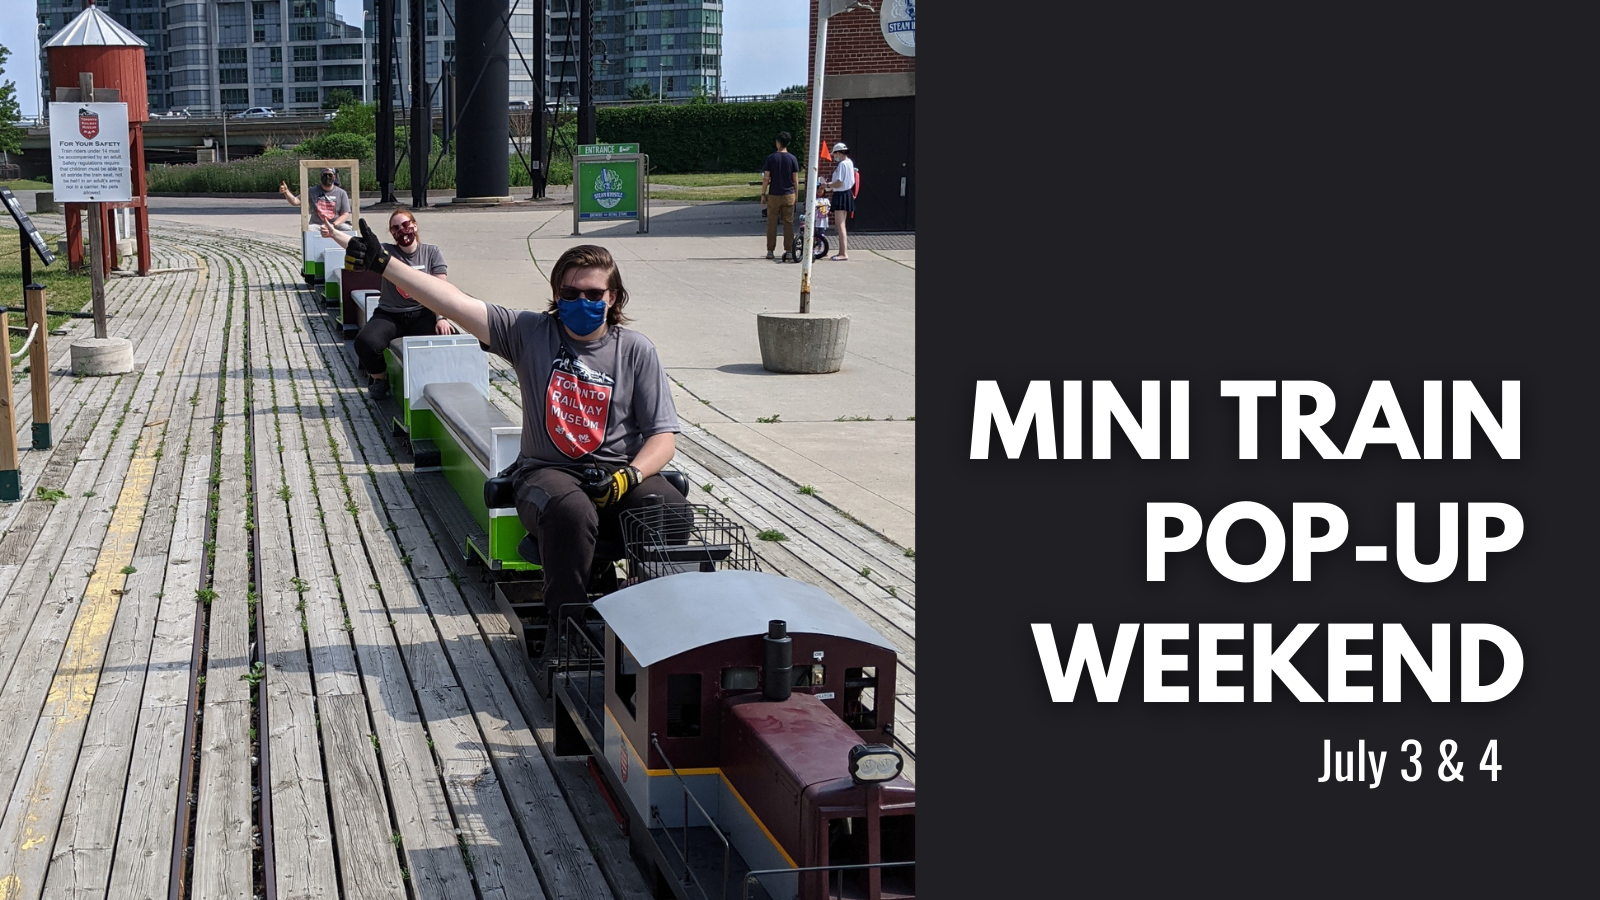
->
[231,107,277,120]
[508,100,531,110]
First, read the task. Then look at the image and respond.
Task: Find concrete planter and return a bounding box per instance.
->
[71,338,134,376]
[34,192,56,214]
[757,312,850,374]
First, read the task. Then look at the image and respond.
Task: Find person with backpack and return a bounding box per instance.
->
[824,142,857,260]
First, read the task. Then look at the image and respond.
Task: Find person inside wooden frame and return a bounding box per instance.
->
[280,166,353,231]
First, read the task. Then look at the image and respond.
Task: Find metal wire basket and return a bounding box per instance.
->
[620,502,760,581]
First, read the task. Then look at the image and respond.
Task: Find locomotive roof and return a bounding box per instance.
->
[594,571,895,668]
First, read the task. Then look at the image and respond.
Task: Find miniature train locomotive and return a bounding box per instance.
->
[330,281,916,899]
[552,569,916,900]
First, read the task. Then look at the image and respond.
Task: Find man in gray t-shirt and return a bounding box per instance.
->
[324,228,685,637]
[278,167,353,230]
[485,304,679,466]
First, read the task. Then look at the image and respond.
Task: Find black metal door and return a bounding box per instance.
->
[840,95,915,232]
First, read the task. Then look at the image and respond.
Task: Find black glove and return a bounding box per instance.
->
[582,465,640,509]
[343,218,390,274]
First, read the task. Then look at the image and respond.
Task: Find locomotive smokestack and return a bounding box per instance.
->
[763,620,792,702]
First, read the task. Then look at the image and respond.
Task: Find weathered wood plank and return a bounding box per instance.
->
[204,279,253,698]
[103,703,188,900]
[183,252,257,900]
[39,556,168,900]
[245,257,339,900]
[109,249,231,900]
[270,265,474,900]
[319,693,407,900]
[189,698,253,900]
[120,247,233,899]
[0,372,149,813]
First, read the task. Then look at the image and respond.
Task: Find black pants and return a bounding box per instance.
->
[513,466,689,629]
[354,308,437,376]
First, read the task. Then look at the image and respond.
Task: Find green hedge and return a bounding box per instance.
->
[147,100,805,192]
[597,101,806,173]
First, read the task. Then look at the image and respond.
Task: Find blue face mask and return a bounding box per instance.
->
[556,297,608,335]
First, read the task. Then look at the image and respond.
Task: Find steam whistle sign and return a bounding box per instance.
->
[48,102,132,203]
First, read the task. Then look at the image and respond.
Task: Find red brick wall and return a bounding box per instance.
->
[805,0,915,177]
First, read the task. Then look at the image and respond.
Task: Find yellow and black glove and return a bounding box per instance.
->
[343,218,390,274]
[582,465,640,509]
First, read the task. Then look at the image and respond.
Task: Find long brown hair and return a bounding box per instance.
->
[546,244,632,327]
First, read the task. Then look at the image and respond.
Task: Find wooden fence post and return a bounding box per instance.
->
[26,287,50,449]
[0,310,19,501]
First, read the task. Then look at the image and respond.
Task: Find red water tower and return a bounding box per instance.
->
[44,0,151,276]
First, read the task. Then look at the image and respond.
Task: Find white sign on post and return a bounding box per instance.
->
[48,102,132,202]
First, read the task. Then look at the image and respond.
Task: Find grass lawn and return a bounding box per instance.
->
[648,172,761,187]
[0,232,94,358]
[650,185,762,202]
[1,180,55,191]
[647,172,767,201]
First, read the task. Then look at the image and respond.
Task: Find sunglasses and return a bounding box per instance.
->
[389,223,417,234]
[558,287,610,301]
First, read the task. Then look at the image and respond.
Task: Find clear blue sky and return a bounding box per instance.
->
[0,1,806,116]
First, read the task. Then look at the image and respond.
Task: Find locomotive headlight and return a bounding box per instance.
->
[848,744,903,784]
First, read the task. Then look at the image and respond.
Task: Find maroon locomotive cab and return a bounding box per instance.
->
[575,571,916,897]
[722,694,916,899]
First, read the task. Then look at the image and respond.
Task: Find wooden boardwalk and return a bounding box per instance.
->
[0,215,916,900]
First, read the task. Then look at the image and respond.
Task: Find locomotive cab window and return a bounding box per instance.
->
[614,636,639,719]
[665,673,701,737]
[793,664,825,688]
[721,666,760,691]
[844,666,877,730]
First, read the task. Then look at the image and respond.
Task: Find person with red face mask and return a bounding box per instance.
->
[339,208,455,399]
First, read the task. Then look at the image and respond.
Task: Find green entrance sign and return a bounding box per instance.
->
[577,159,640,220]
[578,143,640,155]
[572,151,650,235]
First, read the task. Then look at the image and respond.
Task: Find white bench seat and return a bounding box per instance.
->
[423,381,519,475]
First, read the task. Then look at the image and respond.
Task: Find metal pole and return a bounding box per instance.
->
[80,73,108,338]
[208,1,228,157]
[533,0,547,199]
[577,0,595,144]
[798,14,829,314]
[409,0,429,207]
[378,0,397,203]
[25,285,50,450]
[0,311,17,502]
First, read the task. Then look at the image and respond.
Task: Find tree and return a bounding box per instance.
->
[777,84,807,99]
[0,45,24,156]
[627,82,656,101]
[322,88,357,110]
[327,101,376,137]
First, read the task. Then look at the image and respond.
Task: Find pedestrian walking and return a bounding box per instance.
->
[760,132,802,261]
[824,142,856,260]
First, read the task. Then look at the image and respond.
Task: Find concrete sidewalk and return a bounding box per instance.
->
[130,193,917,548]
